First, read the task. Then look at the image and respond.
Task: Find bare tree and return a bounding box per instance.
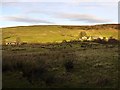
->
[16,37,21,45]
[79,31,87,39]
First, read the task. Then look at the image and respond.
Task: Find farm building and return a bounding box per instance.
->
[4,41,22,45]
[5,42,17,45]
[79,36,106,41]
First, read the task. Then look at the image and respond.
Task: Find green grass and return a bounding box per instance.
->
[2,24,118,43]
[2,24,119,88]
[2,42,119,88]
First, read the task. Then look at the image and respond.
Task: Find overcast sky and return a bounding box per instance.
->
[0,0,118,27]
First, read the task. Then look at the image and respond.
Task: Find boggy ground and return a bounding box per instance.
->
[2,41,119,88]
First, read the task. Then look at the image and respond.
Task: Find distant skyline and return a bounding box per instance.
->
[0,0,118,27]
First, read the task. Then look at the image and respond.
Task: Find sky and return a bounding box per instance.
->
[0,0,119,27]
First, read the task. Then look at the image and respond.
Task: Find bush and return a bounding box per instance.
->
[21,60,48,83]
[62,40,67,43]
[44,73,57,86]
[108,37,118,44]
[79,31,87,39]
[64,59,74,72]
[93,38,107,44]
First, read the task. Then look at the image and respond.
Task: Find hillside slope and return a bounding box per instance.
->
[2,24,119,43]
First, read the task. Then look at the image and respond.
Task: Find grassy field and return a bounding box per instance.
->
[2,24,119,43]
[2,24,119,88]
[2,41,119,88]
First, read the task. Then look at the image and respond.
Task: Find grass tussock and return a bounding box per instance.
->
[2,41,119,88]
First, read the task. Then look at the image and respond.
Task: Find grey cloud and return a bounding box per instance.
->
[2,16,53,24]
[56,13,112,23]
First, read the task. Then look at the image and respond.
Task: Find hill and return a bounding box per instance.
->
[2,24,119,43]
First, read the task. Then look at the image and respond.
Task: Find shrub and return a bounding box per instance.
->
[108,37,118,44]
[44,73,57,86]
[79,31,87,39]
[64,59,74,72]
[2,57,15,72]
[95,77,110,87]
[21,60,48,83]
[62,40,67,43]
[93,38,107,44]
